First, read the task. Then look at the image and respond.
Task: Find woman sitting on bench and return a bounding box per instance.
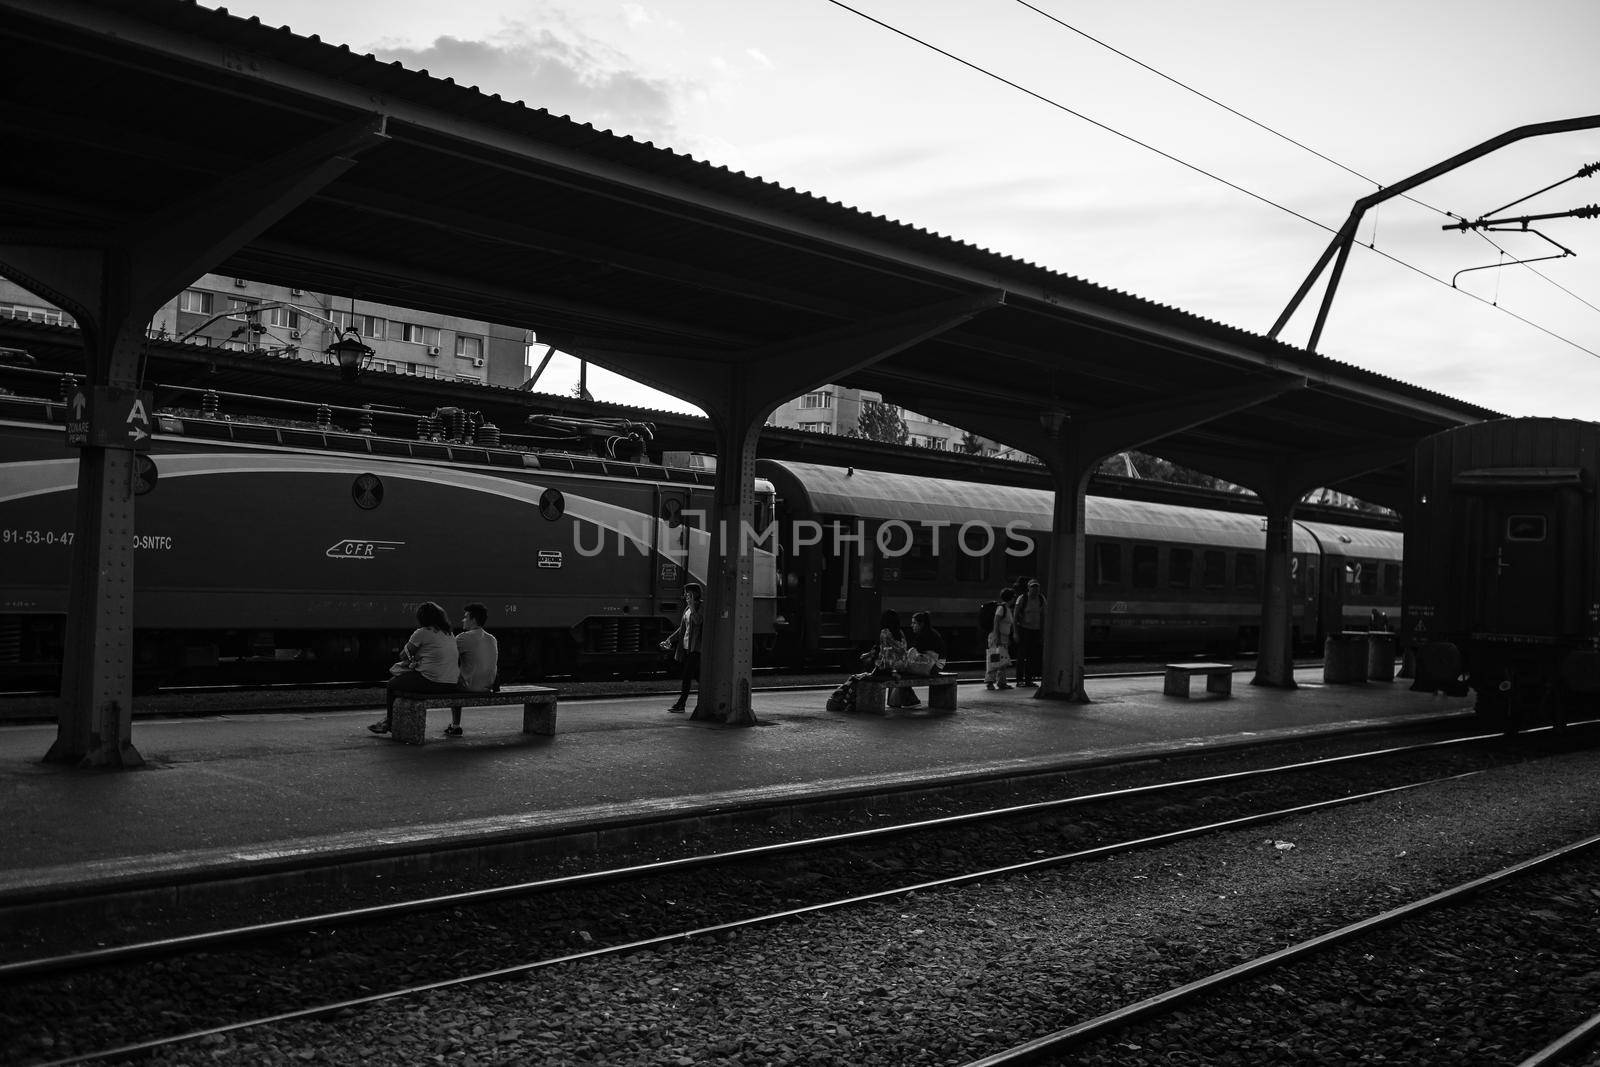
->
[369,602,461,735]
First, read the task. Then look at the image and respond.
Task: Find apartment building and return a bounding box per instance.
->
[1,277,528,389]
[767,384,1014,455]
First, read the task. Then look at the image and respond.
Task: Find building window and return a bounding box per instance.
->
[797,421,830,433]
[456,335,483,361]
[227,297,259,321]
[800,391,833,409]
[335,312,386,338]
[267,306,299,330]
[393,322,442,347]
[178,290,212,314]
[2,304,73,325]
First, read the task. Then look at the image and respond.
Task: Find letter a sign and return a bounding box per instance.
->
[64,386,154,451]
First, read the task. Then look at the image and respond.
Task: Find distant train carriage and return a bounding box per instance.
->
[758,460,1401,664]
[0,407,777,688]
[1404,417,1600,723]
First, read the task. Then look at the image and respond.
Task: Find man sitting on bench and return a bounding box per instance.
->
[446,602,500,737]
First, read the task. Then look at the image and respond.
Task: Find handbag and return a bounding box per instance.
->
[900,650,939,677]
[986,643,1012,672]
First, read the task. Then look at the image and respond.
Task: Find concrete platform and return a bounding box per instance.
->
[0,669,1474,903]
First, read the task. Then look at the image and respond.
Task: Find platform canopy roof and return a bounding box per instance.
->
[0,0,1502,509]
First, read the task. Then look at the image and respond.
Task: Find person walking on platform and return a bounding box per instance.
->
[370,602,460,735]
[1014,579,1047,687]
[444,602,499,737]
[986,588,1017,691]
[660,583,704,713]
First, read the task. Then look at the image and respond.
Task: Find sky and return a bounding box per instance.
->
[213,0,1600,421]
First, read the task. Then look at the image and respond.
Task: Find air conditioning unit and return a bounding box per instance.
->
[289,329,301,340]
[290,288,303,296]
[427,346,441,356]
[472,356,485,368]
[233,278,248,287]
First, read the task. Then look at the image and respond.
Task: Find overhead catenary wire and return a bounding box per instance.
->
[1010,0,1600,326]
[821,0,1599,358]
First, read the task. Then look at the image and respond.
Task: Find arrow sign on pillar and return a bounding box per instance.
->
[71,392,87,419]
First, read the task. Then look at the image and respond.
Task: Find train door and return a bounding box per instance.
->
[848,520,882,641]
[1472,492,1566,637]
[1318,553,1345,644]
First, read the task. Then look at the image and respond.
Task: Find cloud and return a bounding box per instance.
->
[377,25,686,143]
[745,47,774,70]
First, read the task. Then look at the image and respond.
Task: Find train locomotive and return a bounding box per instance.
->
[1404,416,1600,724]
[0,385,777,688]
[0,372,1403,689]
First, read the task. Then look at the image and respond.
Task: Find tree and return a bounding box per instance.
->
[958,431,984,455]
[850,400,909,445]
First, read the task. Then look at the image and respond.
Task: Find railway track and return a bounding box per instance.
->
[965,830,1600,1066]
[4,721,1590,1066]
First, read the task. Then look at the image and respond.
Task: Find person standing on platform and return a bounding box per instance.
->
[1014,579,1047,688]
[661,583,704,713]
[370,602,460,735]
[444,602,499,737]
[986,588,1017,691]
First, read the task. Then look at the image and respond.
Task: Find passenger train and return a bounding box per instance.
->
[0,376,1401,689]
[761,461,1401,663]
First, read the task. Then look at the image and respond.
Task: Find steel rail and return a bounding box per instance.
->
[0,727,1499,982]
[1516,1009,1600,1067]
[32,773,1470,1067]
[960,830,1600,1066]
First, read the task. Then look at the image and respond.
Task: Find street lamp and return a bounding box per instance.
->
[324,327,375,382]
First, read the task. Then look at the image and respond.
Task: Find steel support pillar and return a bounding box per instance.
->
[0,116,386,766]
[1162,443,1412,690]
[905,377,1306,705]
[564,293,1004,724]
[1253,478,1300,690]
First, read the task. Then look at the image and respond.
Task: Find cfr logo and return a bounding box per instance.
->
[326,539,403,559]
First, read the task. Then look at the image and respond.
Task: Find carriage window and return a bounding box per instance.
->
[1506,515,1546,542]
[1004,535,1041,581]
[955,533,990,583]
[1168,548,1194,589]
[1092,542,1122,588]
[1382,563,1401,597]
[1131,545,1158,591]
[1235,552,1260,592]
[1358,559,1378,596]
[898,525,940,582]
[1201,550,1227,590]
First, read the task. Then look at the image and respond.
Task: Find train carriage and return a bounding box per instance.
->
[758,460,1401,664]
[1404,417,1600,722]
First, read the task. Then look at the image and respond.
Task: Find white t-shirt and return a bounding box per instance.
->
[408,627,458,684]
[457,628,499,692]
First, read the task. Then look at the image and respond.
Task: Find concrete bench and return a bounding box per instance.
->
[855,674,960,716]
[389,687,558,745]
[1163,662,1233,699]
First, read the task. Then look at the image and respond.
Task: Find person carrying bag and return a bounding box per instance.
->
[985,588,1016,691]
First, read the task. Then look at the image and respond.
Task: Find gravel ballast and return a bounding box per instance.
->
[96,746,1600,1067]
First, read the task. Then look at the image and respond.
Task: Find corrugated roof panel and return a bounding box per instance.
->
[762,461,1311,551]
